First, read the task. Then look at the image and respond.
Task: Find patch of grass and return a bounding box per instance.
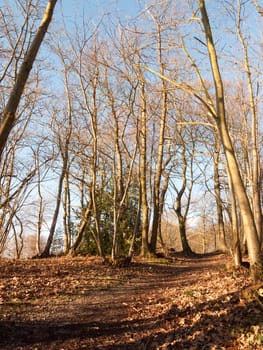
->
[184,289,196,298]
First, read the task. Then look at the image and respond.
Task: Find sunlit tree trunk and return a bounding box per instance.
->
[199,0,262,280]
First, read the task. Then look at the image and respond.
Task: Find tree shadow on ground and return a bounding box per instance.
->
[0,292,262,350]
[99,293,263,349]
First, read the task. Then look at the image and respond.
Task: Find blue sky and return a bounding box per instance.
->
[59,0,143,23]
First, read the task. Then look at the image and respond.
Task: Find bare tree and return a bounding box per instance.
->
[170,128,194,256]
[146,7,171,254]
[39,44,73,258]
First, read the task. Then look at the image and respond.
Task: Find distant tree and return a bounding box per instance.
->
[170,127,195,256]
[50,228,64,256]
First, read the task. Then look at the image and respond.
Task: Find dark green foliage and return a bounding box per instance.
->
[75,184,141,257]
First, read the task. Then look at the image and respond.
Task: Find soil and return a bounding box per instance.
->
[0,253,262,349]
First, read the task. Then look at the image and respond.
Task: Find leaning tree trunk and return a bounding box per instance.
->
[40,160,67,258]
[68,199,93,257]
[0,0,57,159]
[199,0,262,280]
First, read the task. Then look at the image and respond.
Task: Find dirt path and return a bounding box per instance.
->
[0,253,262,349]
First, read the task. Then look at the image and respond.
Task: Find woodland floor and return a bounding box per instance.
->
[0,253,263,349]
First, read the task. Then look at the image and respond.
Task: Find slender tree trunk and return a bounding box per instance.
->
[128,193,141,258]
[213,135,227,251]
[227,166,242,266]
[171,122,194,255]
[150,89,167,253]
[40,160,66,257]
[60,61,73,255]
[139,78,150,257]
[112,191,118,259]
[36,150,44,256]
[236,2,262,244]
[128,163,142,258]
[150,21,168,254]
[63,173,71,254]
[109,85,124,260]
[40,56,72,258]
[77,42,103,258]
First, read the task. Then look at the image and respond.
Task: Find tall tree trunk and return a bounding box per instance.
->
[199,0,262,280]
[139,78,150,257]
[109,83,124,260]
[35,148,44,256]
[76,40,103,258]
[150,21,168,254]
[40,54,72,258]
[150,89,167,253]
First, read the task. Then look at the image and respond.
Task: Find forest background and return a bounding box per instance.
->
[0,0,263,277]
